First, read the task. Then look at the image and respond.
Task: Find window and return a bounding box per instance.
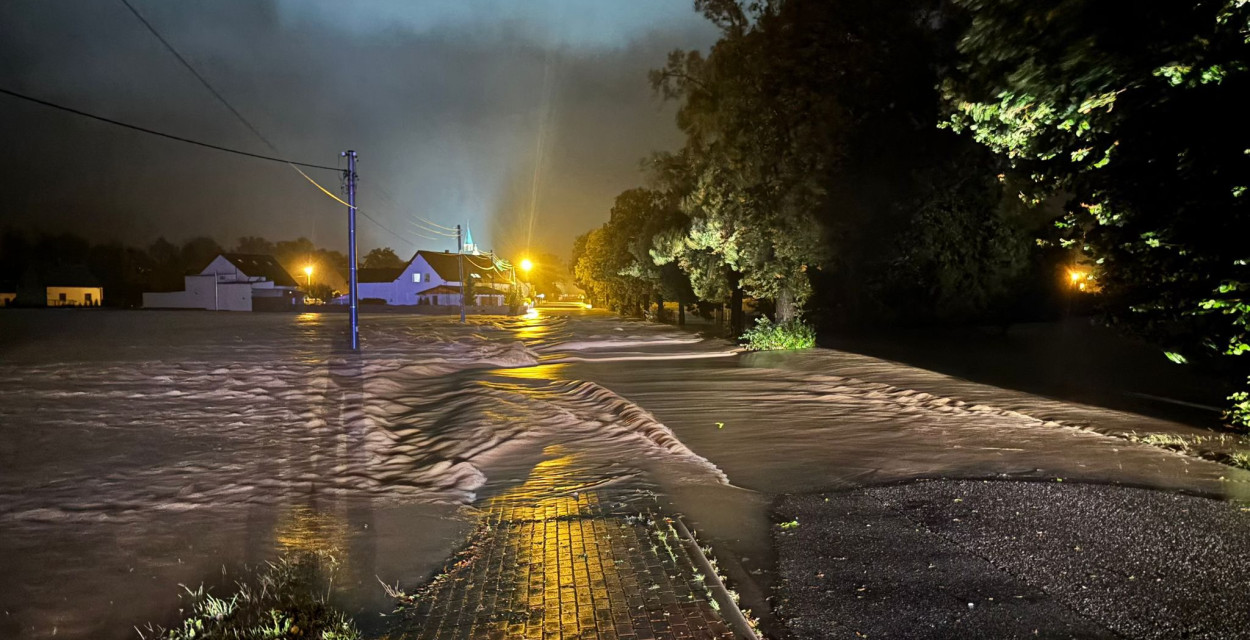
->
[84,293,92,303]
[413,273,422,283]
[59,292,67,302]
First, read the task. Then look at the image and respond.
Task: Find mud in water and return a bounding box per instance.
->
[0,309,1246,639]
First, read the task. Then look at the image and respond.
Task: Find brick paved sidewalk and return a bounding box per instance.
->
[388,450,740,640]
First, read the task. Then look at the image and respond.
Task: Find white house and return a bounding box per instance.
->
[354,250,511,307]
[143,253,303,311]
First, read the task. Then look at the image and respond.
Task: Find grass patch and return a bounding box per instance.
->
[1229,451,1250,470]
[741,317,816,351]
[138,552,360,640]
[1137,433,1192,450]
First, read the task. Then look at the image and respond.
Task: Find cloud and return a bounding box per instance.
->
[0,0,716,259]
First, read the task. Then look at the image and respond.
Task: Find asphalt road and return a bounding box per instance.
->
[774,480,1250,639]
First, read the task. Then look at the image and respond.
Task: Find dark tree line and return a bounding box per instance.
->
[574,0,1059,334]
[573,0,1250,423]
[0,228,407,307]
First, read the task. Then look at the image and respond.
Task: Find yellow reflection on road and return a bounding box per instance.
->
[494,363,568,380]
[274,503,349,560]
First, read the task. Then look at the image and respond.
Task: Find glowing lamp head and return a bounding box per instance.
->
[304,265,314,276]
[1069,269,1085,283]
[520,258,533,273]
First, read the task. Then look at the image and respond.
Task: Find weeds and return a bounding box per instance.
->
[1229,451,1250,470]
[138,552,360,640]
[1137,433,1191,450]
[740,317,816,351]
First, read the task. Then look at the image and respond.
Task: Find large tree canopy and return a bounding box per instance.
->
[943,0,1250,420]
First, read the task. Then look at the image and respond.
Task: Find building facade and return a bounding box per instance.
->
[354,250,511,307]
[143,253,302,312]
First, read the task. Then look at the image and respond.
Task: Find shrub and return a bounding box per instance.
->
[740,317,816,351]
[140,552,360,640]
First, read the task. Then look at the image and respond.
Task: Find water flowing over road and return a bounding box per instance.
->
[1,309,1246,639]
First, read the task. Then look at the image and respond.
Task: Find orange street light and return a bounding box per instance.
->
[304,265,314,287]
[520,258,533,273]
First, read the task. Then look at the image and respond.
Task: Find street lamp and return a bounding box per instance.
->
[520,258,533,273]
[304,265,314,288]
[1068,269,1087,292]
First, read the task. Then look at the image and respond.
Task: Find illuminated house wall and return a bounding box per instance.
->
[353,250,510,306]
[45,286,103,307]
[13,265,103,307]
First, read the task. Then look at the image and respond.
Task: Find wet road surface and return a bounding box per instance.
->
[1,309,1249,639]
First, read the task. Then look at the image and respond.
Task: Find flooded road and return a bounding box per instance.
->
[0,309,1247,638]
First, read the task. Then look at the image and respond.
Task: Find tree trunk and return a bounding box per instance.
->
[656,293,666,323]
[677,295,686,326]
[775,284,797,323]
[730,287,745,335]
[728,269,745,335]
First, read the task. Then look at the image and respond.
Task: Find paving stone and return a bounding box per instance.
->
[389,452,739,640]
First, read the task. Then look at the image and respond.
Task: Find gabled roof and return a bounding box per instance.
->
[215,254,299,287]
[416,250,493,282]
[357,267,404,283]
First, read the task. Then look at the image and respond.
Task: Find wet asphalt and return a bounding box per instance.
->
[774,480,1250,639]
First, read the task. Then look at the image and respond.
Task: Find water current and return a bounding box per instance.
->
[1,309,1246,639]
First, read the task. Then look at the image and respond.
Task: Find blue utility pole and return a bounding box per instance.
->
[343,150,359,350]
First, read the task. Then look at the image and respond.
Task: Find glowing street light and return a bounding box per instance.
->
[304,265,314,288]
[520,258,533,273]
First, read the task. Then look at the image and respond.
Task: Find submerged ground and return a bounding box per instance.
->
[0,309,1247,639]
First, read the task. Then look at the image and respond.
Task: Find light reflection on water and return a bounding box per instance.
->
[1,308,1247,639]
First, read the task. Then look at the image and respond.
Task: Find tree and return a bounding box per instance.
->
[943,0,1250,424]
[361,247,403,269]
[235,236,276,255]
[873,148,1029,323]
[652,4,833,327]
[180,237,223,273]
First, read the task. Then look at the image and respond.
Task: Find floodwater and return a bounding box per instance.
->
[0,309,1247,639]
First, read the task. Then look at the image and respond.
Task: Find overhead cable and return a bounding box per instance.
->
[372,182,460,235]
[0,87,339,171]
[117,0,351,209]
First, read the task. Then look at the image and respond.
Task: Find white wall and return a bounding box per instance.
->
[142,275,254,311]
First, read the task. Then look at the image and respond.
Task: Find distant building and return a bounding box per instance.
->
[0,280,15,307]
[13,265,103,307]
[351,250,512,307]
[143,253,302,311]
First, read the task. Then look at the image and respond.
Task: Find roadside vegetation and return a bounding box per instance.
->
[570,0,1250,430]
[137,552,360,640]
[741,317,816,351]
[1126,431,1250,471]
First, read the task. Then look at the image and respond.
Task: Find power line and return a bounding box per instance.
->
[120,0,448,250]
[374,182,458,232]
[357,210,425,248]
[119,0,281,157]
[117,0,350,209]
[369,181,459,237]
[0,87,339,171]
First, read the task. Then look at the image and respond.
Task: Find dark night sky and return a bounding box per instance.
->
[0,0,716,259]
